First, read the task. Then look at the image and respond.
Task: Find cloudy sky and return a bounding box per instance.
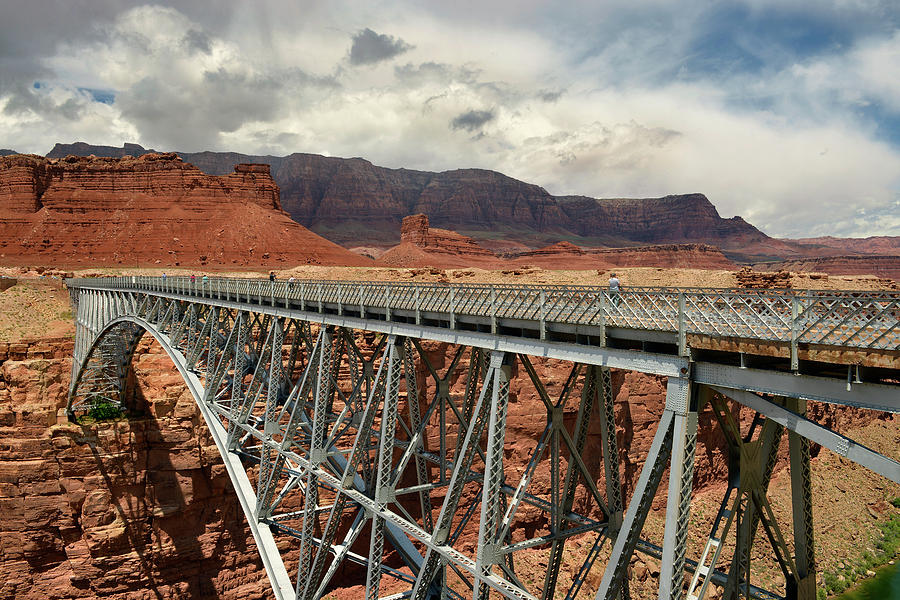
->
[2,0,899,238]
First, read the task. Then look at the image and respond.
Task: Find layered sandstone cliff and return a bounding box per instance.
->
[508,242,736,270]
[0,154,371,268]
[755,255,900,282]
[399,214,496,257]
[0,336,269,599]
[45,143,785,261]
[375,214,501,269]
[789,235,900,256]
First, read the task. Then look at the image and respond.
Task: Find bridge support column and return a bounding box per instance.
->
[411,350,498,600]
[474,353,512,599]
[596,410,674,600]
[366,335,402,599]
[297,327,332,589]
[659,377,698,600]
[787,398,816,600]
[599,367,626,539]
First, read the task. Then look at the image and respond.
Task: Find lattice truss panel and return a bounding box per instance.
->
[66,287,898,600]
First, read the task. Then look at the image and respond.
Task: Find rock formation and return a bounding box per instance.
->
[375,216,737,271]
[735,267,793,289]
[43,142,895,275]
[0,154,371,268]
[0,336,269,599]
[400,214,496,258]
[788,235,900,256]
[509,242,735,270]
[375,214,501,269]
[755,256,900,282]
[45,143,790,262]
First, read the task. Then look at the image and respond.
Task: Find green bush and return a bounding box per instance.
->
[88,399,123,422]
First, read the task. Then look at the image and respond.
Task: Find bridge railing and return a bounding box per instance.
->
[66,276,900,351]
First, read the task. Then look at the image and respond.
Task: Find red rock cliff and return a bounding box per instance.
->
[0,337,268,599]
[756,255,900,282]
[0,154,371,268]
[400,213,495,257]
[45,143,789,261]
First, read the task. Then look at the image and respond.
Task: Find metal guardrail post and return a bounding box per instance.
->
[386,286,392,321]
[337,285,343,316]
[599,292,607,346]
[415,286,421,325]
[359,284,364,318]
[318,283,323,313]
[450,287,456,329]
[540,290,546,340]
[491,288,497,334]
[791,296,800,371]
[678,292,687,356]
[300,282,306,311]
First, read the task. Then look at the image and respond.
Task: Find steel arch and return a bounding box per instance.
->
[68,314,296,599]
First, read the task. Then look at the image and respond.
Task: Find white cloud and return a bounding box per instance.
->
[1,1,899,237]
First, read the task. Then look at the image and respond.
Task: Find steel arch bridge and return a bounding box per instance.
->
[66,276,900,600]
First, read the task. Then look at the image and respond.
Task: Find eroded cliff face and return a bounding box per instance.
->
[789,235,900,256]
[0,154,372,269]
[755,255,900,282]
[43,143,783,260]
[509,242,736,270]
[0,337,268,599]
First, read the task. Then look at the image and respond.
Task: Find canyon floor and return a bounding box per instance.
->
[1,267,898,600]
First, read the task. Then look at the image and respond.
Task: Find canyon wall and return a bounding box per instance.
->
[0,336,268,599]
[755,255,900,282]
[509,241,736,270]
[789,235,900,256]
[45,143,791,261]
[0,154,371,269]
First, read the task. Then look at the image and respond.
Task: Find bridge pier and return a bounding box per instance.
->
[65,276,900,600]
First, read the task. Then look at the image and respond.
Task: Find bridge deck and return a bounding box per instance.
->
[68,275,899,371]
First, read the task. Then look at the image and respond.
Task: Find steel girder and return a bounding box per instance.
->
[65,286,900,600]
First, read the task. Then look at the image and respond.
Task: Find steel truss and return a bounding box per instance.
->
[66,282,900,600]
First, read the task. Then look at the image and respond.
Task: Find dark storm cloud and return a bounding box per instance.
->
[394,62,479,85]
[450,109,495,132]
[182,28,212,54]
[116,64,341,151]
[349,28,412,66]
[537,88,564,102]
[0,0,241,95]
[3,84,87,120]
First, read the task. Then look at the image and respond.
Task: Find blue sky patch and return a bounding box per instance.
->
[78,87,115,104]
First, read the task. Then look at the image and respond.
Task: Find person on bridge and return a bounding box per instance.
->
[269,271,276,283]
[608,272,621,306]
[288,275,295,291]
[190,273,196,285]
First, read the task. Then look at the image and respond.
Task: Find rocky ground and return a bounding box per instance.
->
[3,263,892,291]
[0,277,71,341]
